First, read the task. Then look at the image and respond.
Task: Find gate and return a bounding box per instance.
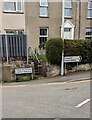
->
[0,34,28,63]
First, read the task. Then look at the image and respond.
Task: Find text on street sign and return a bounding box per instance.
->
[15,68,32,74]
[64,56,82,63]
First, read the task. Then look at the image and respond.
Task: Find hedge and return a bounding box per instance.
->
[64,39,91,64]
[46,38,92,65]
[46,38,63,65]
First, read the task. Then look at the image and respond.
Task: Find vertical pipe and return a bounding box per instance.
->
[78,0,81,39]
[26,29,29,65]
[61,0,65,75]
[5,34,8,64]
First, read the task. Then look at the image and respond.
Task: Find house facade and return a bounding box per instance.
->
[25,0,92,49]
[0,0,25,35]
[0,0,92,49]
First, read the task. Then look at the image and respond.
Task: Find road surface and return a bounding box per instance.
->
[2,77,91,118]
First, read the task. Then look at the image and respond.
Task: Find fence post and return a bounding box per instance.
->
[5,34,8,64]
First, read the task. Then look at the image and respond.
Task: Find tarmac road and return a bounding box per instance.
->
[2,77,91,118]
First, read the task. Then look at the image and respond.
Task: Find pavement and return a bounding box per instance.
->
[2,70,91,86]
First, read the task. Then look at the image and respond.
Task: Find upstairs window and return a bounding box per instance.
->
[40,0,48,17]
[64,0,72,17]
[3,0,23,12]
[40,0,48,6]
[87,0,92,18]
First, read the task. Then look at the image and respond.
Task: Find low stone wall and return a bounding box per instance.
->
[40,62,92,77]
[38,62,60,77]
[46,64,60,77]
[2,64,13,82]
[66,63,91,74]
[2,61,92,82]
[2,62,35,82]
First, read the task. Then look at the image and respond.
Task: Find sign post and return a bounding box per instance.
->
[61,0,65,76]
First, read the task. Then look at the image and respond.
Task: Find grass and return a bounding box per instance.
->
[37,55,48,62]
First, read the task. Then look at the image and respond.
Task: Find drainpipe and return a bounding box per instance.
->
[78,0,81,39]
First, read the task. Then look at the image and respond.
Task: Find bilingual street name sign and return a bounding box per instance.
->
[15,68,32,74]
[64,56,82,63]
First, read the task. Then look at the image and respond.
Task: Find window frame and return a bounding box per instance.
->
[40,0,48,7]
[85,27,92,39]
[5,29,24,35]
[87,0,92,18]
[64,0,72,18]
[39,27,48,45]
[3,0,23,13]
[39,0,48,17]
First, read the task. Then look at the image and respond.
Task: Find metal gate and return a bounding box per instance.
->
[0,34,27,63]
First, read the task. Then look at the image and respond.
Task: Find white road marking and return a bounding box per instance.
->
[75,99,91,108]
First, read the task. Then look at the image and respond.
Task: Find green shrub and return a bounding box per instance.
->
[46,38,91,66]
[37,55,47,62]
[46,38,63,65]
[64,39,91,64]
[16,76,35,82]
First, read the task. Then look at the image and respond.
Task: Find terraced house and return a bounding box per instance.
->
[0,0,25,35]
[0,0,92,54]
[25,0,92,49]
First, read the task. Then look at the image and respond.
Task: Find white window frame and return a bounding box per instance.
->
[64,0,72,18]
[85,27,92,39]
[40,0,48,7]
[39,0,48,17]
[87,0,92,18]
[61,20,74,39]
[5,29,24,35]
[3,0,23,13]
[39,27,48,45]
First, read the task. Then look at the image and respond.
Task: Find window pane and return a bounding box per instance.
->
[17,2,22,11]
[65,1,71,8]
[64,8,71,16]
[64,28,71,32]
[40,7,48,16]
[39,37,47,44]
[88,1,92,8]
[40,28,47,35]
[88,9,92,17]
[4,2,16,11]
[6,30,24,35]
[85,28,92,39]
[40,0,48,6]
[6,30,15,35]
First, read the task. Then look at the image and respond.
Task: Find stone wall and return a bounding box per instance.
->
[2,62,35,82]
[66,63,91,74]
[40,62,92,77]
[46,64,60,77]
[1,61,92,82]
[2,64,13,82]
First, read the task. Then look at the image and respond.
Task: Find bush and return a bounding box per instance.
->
[16,76,35,82]
[46,38,63,65]
[37,55,47,62]
[64,39,91,64]
[46,38,91,66]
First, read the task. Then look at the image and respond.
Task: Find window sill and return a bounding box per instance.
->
[39,15,49,18]
[64,16,72,19]
[87,17,92,19]
[3,11,24,14]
